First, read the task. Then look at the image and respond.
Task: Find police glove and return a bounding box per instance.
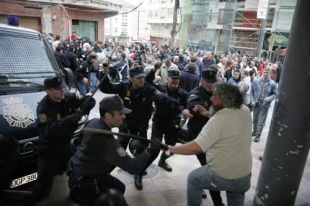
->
[62,113,81,125]
[151,139,169,151]
[146,139,171,156]
[78,97,96,116]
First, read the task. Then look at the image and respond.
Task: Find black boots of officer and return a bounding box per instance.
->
[134,175,143,190]
[158,152,172,172]
[134,170,148,190]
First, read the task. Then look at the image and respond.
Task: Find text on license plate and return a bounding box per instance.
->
[10,172,38,188]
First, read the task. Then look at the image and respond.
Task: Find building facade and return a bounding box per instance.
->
[147,0,181,46]
[0,0,122,42]
[148,0,295,58]
[104,0,151,44]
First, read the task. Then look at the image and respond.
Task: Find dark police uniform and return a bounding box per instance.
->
[29,76,95,204]
[187,86,213,165]
[99,66,156,150]
[186,68,224,206]
[75,52,98,95]
[142,68,188,173]
[69,96,152,206]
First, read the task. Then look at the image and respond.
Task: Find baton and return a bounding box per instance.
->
[82,127,169,151]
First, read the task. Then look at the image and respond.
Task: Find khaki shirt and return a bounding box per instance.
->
[195,105,252,179]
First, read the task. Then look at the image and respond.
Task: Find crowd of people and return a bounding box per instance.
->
[24,32,280,206]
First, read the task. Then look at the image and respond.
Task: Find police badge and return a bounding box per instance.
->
[3,97,35,128]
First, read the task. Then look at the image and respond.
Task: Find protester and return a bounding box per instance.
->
[169,82,252,206]
[250,68,277,142]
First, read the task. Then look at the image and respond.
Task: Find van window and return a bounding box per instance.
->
[0,30,61,92]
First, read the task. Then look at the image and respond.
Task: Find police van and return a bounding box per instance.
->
[0,24,82,193]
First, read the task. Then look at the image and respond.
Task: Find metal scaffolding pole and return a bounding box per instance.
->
[256,18,267,60]
[253,0,310,205]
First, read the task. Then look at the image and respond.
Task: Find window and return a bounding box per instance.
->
[72,19,79,25]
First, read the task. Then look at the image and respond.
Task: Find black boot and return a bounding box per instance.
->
[254,135,260,142]
[158,152,172,172]
[134,175,143,190]
[158,160,172,172]
[201,190,207,199]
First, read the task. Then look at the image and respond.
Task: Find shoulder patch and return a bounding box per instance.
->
[39,114,47,123]
[116,147,127,157]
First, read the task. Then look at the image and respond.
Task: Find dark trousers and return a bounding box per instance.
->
[139,120,177,176]
[30,153,71,204]
[118,123,149,149]
[69,173,125,206]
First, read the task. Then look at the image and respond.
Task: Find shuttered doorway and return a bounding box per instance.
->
[72,20,97,42]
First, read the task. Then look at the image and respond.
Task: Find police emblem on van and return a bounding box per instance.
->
[3,97,35,128]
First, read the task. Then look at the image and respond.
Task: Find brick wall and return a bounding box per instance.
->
[0,2,41,17]
[0,2,106,42]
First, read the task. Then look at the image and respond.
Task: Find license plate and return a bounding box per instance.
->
[10,172,38,188]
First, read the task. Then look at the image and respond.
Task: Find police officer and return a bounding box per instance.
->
[68,96,158,206]
[99,64,155,148]
[26,76,95,205]
[63,43,79,72]
[99,64,156,190]
[135,67,188,189]
[183,65,224,206]
[75,51,98,95]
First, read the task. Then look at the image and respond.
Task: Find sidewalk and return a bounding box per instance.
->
[111,102,310,206]
[42,97,310,206]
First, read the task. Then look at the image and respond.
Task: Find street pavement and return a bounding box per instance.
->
[35,91,310,206]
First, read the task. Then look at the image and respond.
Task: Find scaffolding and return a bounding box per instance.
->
[178,0,295,56]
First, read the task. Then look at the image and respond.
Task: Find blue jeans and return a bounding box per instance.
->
[187,165,251,206]
[77,81,90,95]
[89,72,98,92]
[252,103,271,137]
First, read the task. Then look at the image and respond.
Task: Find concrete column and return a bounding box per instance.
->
[253,0,310,205]
[41,6,53,34]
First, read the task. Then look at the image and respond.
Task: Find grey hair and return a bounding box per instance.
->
[212,82,243,109]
